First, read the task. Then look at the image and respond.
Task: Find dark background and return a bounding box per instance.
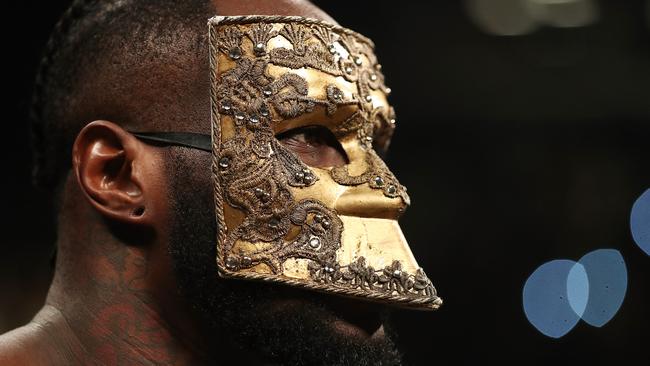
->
[2,0,649,364]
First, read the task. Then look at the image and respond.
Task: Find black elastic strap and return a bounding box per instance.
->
[130,132,211,152]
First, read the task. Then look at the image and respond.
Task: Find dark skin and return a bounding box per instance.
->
[0,1,389,365]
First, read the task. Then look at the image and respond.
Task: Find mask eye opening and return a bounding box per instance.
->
[276,125,350,167]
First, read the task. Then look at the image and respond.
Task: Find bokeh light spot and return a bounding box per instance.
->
[630,189,650,256]
[528,0,598,28]
[466,0,539,36]
[578,249,627,328]
[523,259,582,338]
[465,0,598,36]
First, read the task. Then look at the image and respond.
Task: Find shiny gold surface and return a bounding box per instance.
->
[210,15,441,310]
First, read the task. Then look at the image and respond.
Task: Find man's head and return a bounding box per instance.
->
[32,0,407,364]
[31,0,336,194]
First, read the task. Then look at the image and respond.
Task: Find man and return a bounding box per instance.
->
[0,0,440,364]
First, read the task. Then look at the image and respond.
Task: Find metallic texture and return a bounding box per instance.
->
[209,15,442,310]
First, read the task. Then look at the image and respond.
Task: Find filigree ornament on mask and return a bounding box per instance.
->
[209,15,441,310]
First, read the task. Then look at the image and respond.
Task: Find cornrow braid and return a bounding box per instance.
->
[30,0,99,190]
[30,0,212,195]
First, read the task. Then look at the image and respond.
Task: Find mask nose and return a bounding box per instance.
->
[334,184,407,220]
[329,140,409,219]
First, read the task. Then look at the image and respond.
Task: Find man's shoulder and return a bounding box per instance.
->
[0,324,42,366]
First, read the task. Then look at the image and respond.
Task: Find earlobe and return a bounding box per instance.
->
[72,120,149,224]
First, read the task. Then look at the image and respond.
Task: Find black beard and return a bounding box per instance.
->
[165,148,402,366]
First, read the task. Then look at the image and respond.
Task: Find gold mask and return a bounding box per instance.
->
[206,15,442,310]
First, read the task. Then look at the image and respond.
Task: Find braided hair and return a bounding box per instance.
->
[30,0,210,195]
[31,0,91,192]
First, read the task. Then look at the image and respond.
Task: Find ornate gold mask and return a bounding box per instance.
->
[207,15,442,310]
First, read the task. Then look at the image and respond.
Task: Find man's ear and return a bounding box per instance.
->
[72,120,152,224]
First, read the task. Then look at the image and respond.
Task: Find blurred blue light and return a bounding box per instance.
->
[523,249,628,337]
[567,262,589,318]
[630,189,650,256]
[523,259,583,338]
[578,249,627,327]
